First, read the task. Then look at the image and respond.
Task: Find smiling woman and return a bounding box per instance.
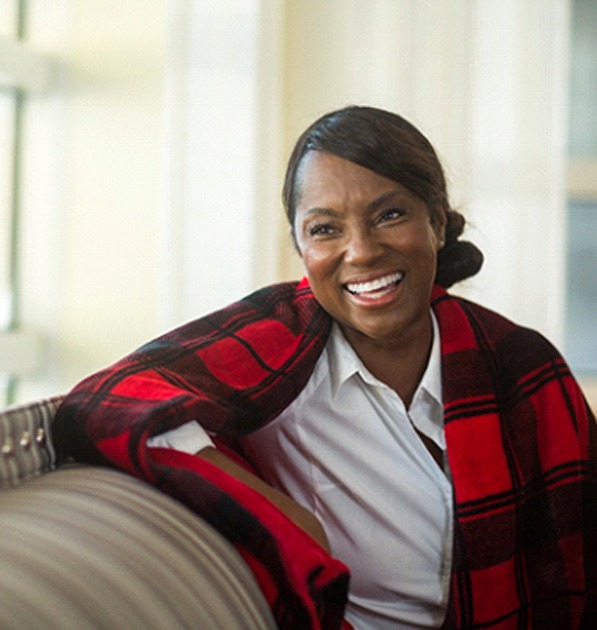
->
[54,106,597,630]
[292,152,444,405]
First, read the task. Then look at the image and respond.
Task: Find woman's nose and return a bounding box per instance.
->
[344,231,383,265]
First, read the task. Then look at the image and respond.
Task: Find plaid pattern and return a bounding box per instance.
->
[435,291,597,628]
[53,280,597,629]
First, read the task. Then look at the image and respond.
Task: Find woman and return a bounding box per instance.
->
[54,106,596,629]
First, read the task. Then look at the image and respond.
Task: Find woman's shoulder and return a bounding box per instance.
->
[435,287,563,362]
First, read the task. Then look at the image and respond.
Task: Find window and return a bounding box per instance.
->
[0,0,54,407]
[565,0,597,395]
[0,92,17,332]
[566,201,597,374]
[0,1,22,405]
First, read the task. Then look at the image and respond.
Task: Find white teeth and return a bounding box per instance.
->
[346,272,403,295]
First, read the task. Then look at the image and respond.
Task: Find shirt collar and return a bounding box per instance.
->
[327,323,361,397]
[327,313,443,408]
[417,312,443,408]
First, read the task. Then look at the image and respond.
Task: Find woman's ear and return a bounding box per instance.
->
[432,206,447,248]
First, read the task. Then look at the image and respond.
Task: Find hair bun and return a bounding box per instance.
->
[436,240,484,288]
[444,209,465,242]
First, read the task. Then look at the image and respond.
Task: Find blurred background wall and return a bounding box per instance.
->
[1,0,596,409]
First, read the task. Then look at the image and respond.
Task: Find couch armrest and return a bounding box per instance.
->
[0,395,63,489]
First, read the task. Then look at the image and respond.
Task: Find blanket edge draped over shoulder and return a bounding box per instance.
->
[53,280,597,629]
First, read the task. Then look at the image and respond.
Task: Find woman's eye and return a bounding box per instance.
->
[379,208,404,223]
[309,224,336,237]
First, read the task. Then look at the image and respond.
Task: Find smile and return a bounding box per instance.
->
[345,272,403,296]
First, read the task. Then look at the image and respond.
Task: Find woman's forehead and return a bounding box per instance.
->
[296,152,413,205]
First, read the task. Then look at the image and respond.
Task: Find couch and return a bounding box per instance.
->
[0,395,277,629]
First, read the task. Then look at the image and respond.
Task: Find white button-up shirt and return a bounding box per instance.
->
[149,314,453,629]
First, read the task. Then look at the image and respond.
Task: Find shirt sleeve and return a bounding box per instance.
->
[147,421,215,453]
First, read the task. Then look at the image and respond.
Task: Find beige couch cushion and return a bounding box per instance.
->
[0,464,276,629]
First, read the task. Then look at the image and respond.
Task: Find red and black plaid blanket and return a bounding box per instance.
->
[53,280,597,629]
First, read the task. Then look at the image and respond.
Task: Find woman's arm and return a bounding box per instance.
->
[148,422,330,552]
[198,446,330,553]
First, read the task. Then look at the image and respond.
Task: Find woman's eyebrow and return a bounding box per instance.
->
[366,190,404,212]
[304,189,406,218]
[304,207,342,218]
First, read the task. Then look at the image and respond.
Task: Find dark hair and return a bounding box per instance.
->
[282,105,483,288]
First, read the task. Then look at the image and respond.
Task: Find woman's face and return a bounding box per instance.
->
[294,151,445,350]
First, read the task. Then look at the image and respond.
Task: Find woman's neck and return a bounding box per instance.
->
[341,318,433,409]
